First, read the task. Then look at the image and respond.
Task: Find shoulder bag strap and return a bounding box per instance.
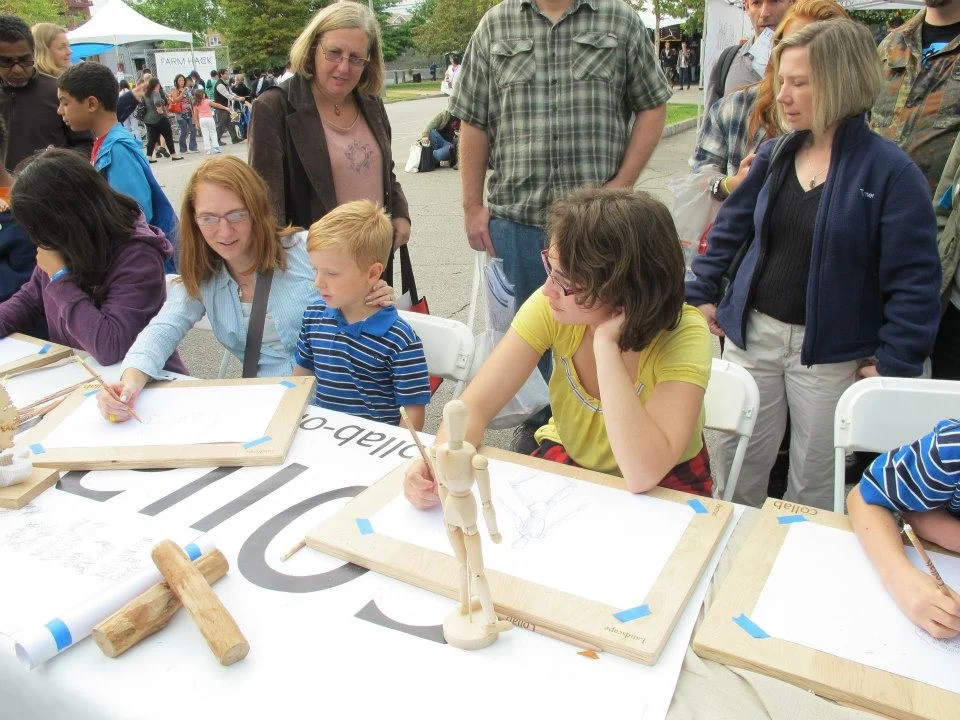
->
[242,269,275,378]
[399,244,420,303]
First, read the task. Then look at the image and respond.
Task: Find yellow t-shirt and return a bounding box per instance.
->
[511,293,712,476]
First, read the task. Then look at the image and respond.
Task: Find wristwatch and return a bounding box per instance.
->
[710,175,729,201]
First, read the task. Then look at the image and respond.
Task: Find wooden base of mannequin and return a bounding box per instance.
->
[443,599,511,651]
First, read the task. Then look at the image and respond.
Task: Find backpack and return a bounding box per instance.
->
[714,44,741,99]
[134,100,148,122]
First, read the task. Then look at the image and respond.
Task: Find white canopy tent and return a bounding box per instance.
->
[66,0,192,45]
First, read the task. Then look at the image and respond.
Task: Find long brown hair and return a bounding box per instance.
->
[178,157,294,299]
[747,0,849,140]
[548,188,684,353]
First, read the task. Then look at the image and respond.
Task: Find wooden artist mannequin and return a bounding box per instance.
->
[432,399,511,649]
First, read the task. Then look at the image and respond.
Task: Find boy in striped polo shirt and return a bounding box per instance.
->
[293,201,431,429]
[847,419,960,638]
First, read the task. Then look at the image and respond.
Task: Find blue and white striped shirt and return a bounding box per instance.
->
[295,303,431,424]
[860,419,960,517]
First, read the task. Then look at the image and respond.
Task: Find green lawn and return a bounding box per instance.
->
[385,83,700,127]
[666,103,699,126]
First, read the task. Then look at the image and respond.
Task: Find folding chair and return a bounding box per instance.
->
[398,311,475,398]
[165,274,231,378]
[703,358,760,502]
[833,376,960,513]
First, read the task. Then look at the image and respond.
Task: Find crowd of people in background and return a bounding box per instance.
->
[0,0,958,637]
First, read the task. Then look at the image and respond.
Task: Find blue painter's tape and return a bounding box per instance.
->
[29,443,45,455]
[356,517,374,535]
[84,388,99,397]
[688,498,708,514]
[37,343,51,354]
[613,604,651,623]
[778,514,808,525]
[733,613,769,639]
[45,618,73,651]
[279,380,296,389]
[184,543,202,561]
[243,435,271,449]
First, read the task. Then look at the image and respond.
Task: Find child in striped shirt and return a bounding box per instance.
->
[847,419,960,639]
[293,200,431,428]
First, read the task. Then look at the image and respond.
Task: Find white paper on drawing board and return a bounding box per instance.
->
[372,457,695,610]
[2,361,91,408]
[38,384,287,449]
[750,521,960,695]
[0,336,43,367]
[0,497,198,636]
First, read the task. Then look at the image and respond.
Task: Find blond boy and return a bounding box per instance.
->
[293,201,431,429]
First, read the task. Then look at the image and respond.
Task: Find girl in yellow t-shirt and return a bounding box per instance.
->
[404,188,713,507]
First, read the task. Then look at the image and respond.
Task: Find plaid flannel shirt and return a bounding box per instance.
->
[690,85,767,177]
[450,0,671,226]
[871,10,960,194]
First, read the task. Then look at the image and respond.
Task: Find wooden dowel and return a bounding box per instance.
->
[281,539,305,562]
[17,379,90,414]
[151,541,248,666]
[92,550,229,658]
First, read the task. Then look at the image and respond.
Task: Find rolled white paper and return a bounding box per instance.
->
[12,536,216,669]
[0,451,32,488]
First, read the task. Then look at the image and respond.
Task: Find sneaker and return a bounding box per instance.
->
[510,421,539,456]
[212,148,223,154]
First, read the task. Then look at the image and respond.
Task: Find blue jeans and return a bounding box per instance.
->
[429,129,452,162]
[177,115,197,152]
[489,216,552,425]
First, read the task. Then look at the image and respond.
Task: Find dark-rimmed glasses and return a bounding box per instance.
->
[319,44,370,68]
[0,55,35,69]
[540,250,577,296]
[196,210,250,227]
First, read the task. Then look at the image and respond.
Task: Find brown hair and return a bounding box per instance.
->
[178,156,295,299]
[289,2,384,95]
[747,0,849,141]
[307,199,392,268]
[547,188,684,353]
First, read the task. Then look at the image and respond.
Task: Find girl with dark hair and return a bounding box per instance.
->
[143,77,183,163]
[170,73,197,154]
[0,149,184,369]
[404,188,714,508]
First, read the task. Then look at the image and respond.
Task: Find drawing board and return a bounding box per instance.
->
[693,498,960,720]
[307,447,733,664]
[17,377,314,470]
[0,466,59,510]
[0,334,72,377]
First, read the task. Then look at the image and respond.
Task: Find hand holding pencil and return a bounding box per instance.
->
[888,524,960,639]
[94,367,149,424]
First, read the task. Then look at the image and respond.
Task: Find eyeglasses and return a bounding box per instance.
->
[195,210,250,226]
[540,250,577,296]
[0,56,35,69]
[318,44,369,68]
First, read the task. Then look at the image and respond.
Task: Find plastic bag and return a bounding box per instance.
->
[666,172,720,273]
[471,259,549,429]
[404,143,421,173]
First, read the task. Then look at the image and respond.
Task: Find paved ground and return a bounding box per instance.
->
[151,93,703,446]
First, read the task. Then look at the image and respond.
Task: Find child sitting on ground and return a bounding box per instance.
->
[847,419,960,639]
[55,62,178,272]
[293,200,431,429]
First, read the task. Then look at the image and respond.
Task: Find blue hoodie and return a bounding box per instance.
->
[94,123,179,272]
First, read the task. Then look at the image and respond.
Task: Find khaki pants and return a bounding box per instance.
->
[717,311,859,510]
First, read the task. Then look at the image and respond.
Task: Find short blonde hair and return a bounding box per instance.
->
[32,23,66,77]
[307,200,392,269]
[289,2,384,95]
[773,19,882,135]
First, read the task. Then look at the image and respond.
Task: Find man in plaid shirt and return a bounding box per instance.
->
[450,0,670,450]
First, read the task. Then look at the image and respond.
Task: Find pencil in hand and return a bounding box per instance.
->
[75,357,143,423]
[903,523,951,597]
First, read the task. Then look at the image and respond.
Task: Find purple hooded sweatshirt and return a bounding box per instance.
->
[0,215,187,372]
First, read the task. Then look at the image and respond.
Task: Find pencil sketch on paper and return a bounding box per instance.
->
[914,627,960,656]
[498,471,588,550]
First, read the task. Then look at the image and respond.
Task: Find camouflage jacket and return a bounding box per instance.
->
[871,10,960,194]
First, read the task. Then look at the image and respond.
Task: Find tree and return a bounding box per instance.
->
[133,0,223,45]
[219,0,328,69]
[2,0,65,25]
[372,0,412,62]
[412,0,500,57]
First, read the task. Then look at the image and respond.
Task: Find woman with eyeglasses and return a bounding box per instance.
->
[248,3,410,270]
[0,149,183,369]
[98,156,394,420]
[404,188,715,510]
